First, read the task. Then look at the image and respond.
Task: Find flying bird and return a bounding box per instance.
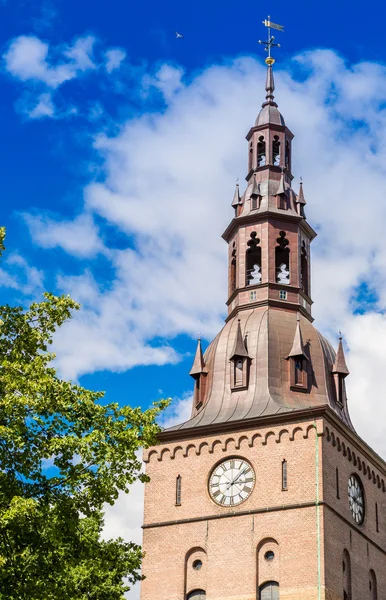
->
[174,31,184,39]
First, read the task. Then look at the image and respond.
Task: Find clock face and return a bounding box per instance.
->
[209,458,255,507]
[348,475,364,525]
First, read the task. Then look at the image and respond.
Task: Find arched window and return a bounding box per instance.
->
[246,232,261,286]
[259,581,279,600]
[300,242,309,296]
[343,549,352,600]
[176,475,182,506]
[187,591,206,600]
[272,136,280,166]
[285,140,290,169]
[230,242,237,293]
[249,142,253,171]
[282,460,287,490]
[258,136,266,166]
[275,231,290,285]
[369,569,377,600]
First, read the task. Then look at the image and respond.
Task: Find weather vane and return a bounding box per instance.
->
[258,16,284,65]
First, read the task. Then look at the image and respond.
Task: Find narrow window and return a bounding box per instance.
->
[294,358,304,385]
[248,142,253,171]
[275,231,290,285]
[176,475,182,506]
[230,242,237,293]
[369,569,378,600]
[235,359,244,386]
[251,196,258,210]
[336,467,340,499]
[282,459,288,490]
[246,232,261,286]
[375,502,379,532]
[272,135,280,166]
[343,549,352,600]
[250,290,257,301]
[285,139,290,169]
[257,136,266,166]
[279,290,287,300]
[301,242,309,296]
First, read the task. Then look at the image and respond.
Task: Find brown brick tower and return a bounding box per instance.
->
[140,37,386,600]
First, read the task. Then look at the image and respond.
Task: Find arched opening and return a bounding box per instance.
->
[343,549,352,600]
[275,231,290,285]
[249,142,253,171]
[300,242,309,296]
[230,242,237,293]
[282,460,287,490]
[272,136,280,166]
[369,569,377,600]
[246,232,261,286]
[187,590,206,600]
[258,136,266,166]
[259,581,279,600]
[285,140,290,170]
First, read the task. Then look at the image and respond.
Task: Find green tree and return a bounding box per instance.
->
[0,228,169,599]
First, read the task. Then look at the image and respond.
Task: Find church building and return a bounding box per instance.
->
[140,36,386,600]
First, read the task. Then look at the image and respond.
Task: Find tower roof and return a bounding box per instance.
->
[167,309,354,433]
[189,338,208,377]
[332,336,350,377]
[231,183,241,207]
[229,319,250,359]
[255,65,285,127]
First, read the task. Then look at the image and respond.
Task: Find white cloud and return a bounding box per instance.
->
[142,63,184,101]
[27,92,55,119]
[3,35,95,88]
[0,252,44,296]
[24,213,103,258]
[105,48,126,73]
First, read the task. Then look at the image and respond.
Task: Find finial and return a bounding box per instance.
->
[259,16,284,65]
[338,330,342,341]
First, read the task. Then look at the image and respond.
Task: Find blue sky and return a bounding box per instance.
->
[2,0,386,441]
[5,2,386,597]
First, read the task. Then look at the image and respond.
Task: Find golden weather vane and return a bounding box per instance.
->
[258,16,284,65]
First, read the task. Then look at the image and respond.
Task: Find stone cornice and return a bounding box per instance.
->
[222,211,317,243]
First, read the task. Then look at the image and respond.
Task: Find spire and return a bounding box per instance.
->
[332,335,350,377]
[263,64,276,106]
[274,169,286,196]
[287,315,308,359]
[297,180,306,205]
[189,337,208,377]
[250,174,261,198]
[230,320,250,359]
[231,183,241,207]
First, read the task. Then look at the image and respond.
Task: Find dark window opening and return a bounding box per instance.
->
[336,468,340,499]
[285,139,290,170]
[246,232,261,286]
[257,136,266,166]
[234,358,244,387]
[230,242,237,293]
[282,459,288,490]
[343,550,352,600]
[369,569,378,600]
[248,143,253,171]
[272,135,280,166]
[301,242,309,296]
[275,231,290,285]
[176,475,182,506]
[376,502,379,532]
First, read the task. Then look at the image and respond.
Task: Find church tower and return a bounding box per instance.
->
[141,25,386,600]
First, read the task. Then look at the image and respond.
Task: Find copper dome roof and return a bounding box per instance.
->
[167,308,353,432]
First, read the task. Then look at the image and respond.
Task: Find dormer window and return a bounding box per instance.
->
[230,320,251,391]
[289,356,308,392]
